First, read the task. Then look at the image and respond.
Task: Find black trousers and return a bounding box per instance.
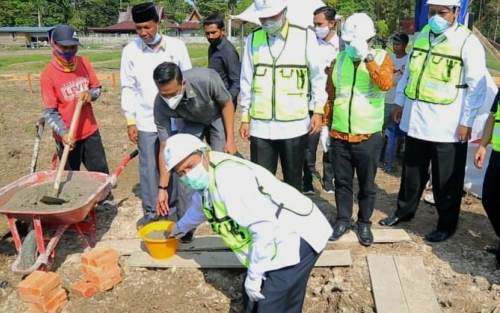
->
[243,239,320,313]
[56,130,109,174]
[250,134,308,191]
[303,131,334,188]
[482,151,500,238]
[331,133,384,225]
[395,136,467,232]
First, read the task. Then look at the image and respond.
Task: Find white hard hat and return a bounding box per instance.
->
[427,0,461,6]
[341,13,376,42]
[254,0,287,18]
[163,134,207,171]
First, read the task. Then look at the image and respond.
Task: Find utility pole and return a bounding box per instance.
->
[37,5,42,27]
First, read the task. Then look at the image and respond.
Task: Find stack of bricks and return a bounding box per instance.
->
[71,247,122,298]
[17,271,68,313]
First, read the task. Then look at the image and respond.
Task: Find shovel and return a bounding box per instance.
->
[40,99,84,205]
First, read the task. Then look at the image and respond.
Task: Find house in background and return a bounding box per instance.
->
[177,8,203,37]
[88,6,203,38]
[0,26,54,48]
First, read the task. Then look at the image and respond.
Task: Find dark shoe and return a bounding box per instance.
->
[180,230,195,244]
[302,183,315,195]
[425,229,454,242]
[357,223,374,246]
[378,213,413,226]
[329,222,350,241]
[322,180,334,194]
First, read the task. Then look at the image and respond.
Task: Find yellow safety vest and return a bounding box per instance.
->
[405,24,471,105]
[250,24,310,121]
[493,102,500,152]
[331,49,387,135]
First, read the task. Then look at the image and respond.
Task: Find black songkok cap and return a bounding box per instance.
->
[132,2,159,23]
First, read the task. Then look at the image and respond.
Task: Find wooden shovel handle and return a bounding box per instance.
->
[52,99,84,194]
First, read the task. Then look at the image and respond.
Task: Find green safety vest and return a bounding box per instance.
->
[331,49,387,135]
[405,24,471,105]
[493,103,500,152]
[250,24,310,121]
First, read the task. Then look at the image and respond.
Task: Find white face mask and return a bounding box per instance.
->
[161,93,183,110]
[314,26,330,40]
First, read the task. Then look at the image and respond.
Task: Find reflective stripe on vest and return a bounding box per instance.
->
[493,104,500,152]
[331,49,386,135]
[404,24,471,105]
[250,25,310,121]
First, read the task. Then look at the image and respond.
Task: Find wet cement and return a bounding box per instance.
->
[146,230,171,241]
[3,175,102,213]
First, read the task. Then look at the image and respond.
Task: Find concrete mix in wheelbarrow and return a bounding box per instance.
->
[4,175,101,212]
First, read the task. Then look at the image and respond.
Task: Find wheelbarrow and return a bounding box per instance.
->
[0,150,138,275]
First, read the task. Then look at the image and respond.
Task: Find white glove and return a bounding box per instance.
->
[244,274,265,302]
[350,38,369,61]
[320,126,330,152]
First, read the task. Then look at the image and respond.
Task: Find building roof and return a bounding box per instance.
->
[0,26,54,33]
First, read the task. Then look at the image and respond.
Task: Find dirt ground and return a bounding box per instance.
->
[0,79,499,313]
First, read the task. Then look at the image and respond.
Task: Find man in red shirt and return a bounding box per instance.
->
[41,25,109,174]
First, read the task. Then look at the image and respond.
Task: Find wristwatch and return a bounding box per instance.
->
[364,53,374,63]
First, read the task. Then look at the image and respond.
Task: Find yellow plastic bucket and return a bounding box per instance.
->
[137,220,178,260]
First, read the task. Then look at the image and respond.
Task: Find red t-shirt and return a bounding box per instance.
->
[40,56,101,141]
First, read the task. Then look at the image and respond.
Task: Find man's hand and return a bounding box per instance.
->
[309,113,322,134]
[239,122,250,142]
[392,106,403,124]
[127,125,138,145]
[156,189,170,216]
[79,91,92,104]
[474,145,487,169]
[244,275,265,303]
[320,126,330,152]
[456,125,472,143]
[224,139,238,155]
[62,133,75,151]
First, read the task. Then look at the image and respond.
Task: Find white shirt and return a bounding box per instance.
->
[395,25,488,143]
[385,53,409,104]
[174,152,332,280]
[318,33,340,68]
[239,23,328,140]
[120,35,192,132]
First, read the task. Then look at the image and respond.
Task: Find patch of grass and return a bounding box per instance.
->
[486,50,500,75]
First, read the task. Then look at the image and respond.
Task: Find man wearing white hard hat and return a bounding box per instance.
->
[239,0,328,192]
[164,133,332,312]
[379,0,488,243]
[323,13,394,245]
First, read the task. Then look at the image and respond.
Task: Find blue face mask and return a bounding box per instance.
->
[429,14,450,34]
[61,51,76,62]
[345,45,360,60]
[262,19,284,36]
[146,32,162,45]
[180,160,209,191]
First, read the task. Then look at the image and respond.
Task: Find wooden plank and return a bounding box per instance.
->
[394,256,441,313]
[126,250,352,269]
[367,255,410,313]
[97,236,227,255]
[331,229,411,245]
[99,228,411,256]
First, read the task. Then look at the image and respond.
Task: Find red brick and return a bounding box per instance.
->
[95,271,122,291]
[81,248,119,268]
[82,267,122,292]
[39,287,66,311]
[71,280,98,298]
[17,271,62,303]
[81,264,121,283]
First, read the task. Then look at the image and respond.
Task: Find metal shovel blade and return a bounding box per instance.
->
[39,195,68,205]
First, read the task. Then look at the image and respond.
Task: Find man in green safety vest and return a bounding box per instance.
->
[163,133,332,313]
[474,89,500,269]
[239,0,327,192]
[379,0,488,243]
[323,13,394,246]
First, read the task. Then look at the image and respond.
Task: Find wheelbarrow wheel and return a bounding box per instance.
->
[19,230,37,270]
